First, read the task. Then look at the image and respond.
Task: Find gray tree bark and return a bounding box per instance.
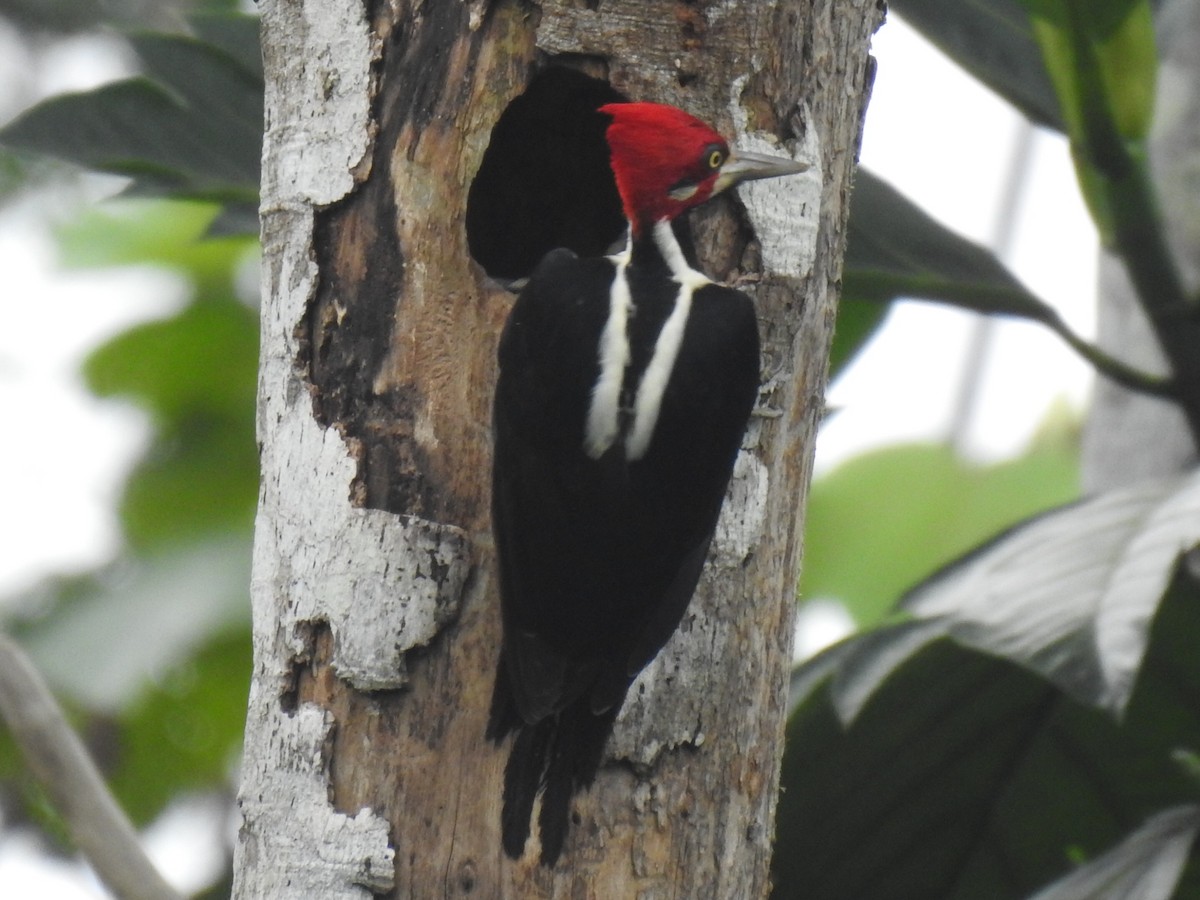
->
[1082,0,1200,491]
[234,1,881,897]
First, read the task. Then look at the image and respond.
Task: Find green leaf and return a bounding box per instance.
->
[828,298,889,379]
[845,169,1049,317]
[188,11,264,82]
[801,441,1079,627]
[1,79,207,181]
[844,169,1174,397]
[1015,2,1200,437]
[118,411,259,548]
[1027,806,1200,900]
[17,538,252,713]
[1011,2,1200,431]
[901,469,1200,714]
[56,199,261,548]
[108,627,252,825]
[84,295,259,422]
[1016,2,1200,423]
[83,296,259,548]
[0,0,107,32]
[0,30,262,201]
[889,0,1063,129]
[127,29,262,175]
[1022,0,1156,142]
[774,560,1200,900]
[57,199,254,295]
[1020,0,1157,239]
[778,642,1057,900]
[802,470,1200,721]
[0,0,245,33]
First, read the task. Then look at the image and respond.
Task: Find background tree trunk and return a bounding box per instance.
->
[234,1,880,897]
[1082,0,1200,490]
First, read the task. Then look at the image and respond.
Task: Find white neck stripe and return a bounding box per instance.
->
[653,219,711,291]
[583,243,633,459]
[625,222,710,459]
[583,222,710,461]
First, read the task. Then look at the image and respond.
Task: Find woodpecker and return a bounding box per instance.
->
[486,101,808,866]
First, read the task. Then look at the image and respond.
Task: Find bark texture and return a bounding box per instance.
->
[236,0,881,897]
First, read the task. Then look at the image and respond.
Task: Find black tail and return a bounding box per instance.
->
[488,666,620,866]
[499,718,553,858]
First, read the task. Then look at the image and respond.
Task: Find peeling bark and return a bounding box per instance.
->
[236,0,881,896]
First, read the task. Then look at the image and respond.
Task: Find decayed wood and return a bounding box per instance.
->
[237,0,881,897]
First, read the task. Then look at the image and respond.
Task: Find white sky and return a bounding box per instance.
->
[819,18,1097,470]
[0,13,1102,896]
[0,29,161,595]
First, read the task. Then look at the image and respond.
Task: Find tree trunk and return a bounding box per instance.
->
[234,1,880,897]
[1082,0,1200,491]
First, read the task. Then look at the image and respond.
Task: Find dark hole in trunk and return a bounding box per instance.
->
[466,66,628,285]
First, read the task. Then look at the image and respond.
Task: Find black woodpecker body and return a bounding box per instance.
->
[486,101,808,866]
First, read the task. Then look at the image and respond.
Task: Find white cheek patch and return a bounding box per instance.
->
[668,183,699,202]
[584,253,632,459]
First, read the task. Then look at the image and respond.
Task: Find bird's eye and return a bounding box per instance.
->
[706,148,724,169]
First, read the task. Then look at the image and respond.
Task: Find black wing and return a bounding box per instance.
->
[489,248,617,725]
[490,254,759,725]
[486,252,759,865]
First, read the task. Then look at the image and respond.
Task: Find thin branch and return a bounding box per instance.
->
[1038,308,1179,401]
[0,632,183,900]
[846,275,1178,400]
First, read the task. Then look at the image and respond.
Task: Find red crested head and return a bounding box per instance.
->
[599,102,808,238]
[599,102,729,235]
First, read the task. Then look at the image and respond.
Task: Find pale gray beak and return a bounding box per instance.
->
[713,149,809,195]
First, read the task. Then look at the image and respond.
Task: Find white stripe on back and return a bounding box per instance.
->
[626,221,710,460]
[583,222,710,461]
[584,244,632,459]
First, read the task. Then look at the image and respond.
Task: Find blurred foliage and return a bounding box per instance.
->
[802,431,1079,627]
[0,8,257,888]
[825,297,887,380]
[0,207,256,885]
[0,197,256,866]
[0,151,29,201]
[777,559,1200,899]
[0,0,1196,897]
[782,0,1200,896]
[1024,0,1158,242]
[844,113,1172,397]
[0,12,262,232]
[108,629,250,824]
[0,0,242,35]
[886,0,1200,418]
[60,202,260,551]
[798,472,1200,720]
[887,0,1063,128]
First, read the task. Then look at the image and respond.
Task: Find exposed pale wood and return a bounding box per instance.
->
[237,0,882,896]
[235,1,400,897]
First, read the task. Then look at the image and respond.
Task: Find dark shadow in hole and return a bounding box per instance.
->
[466,67,628,286]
